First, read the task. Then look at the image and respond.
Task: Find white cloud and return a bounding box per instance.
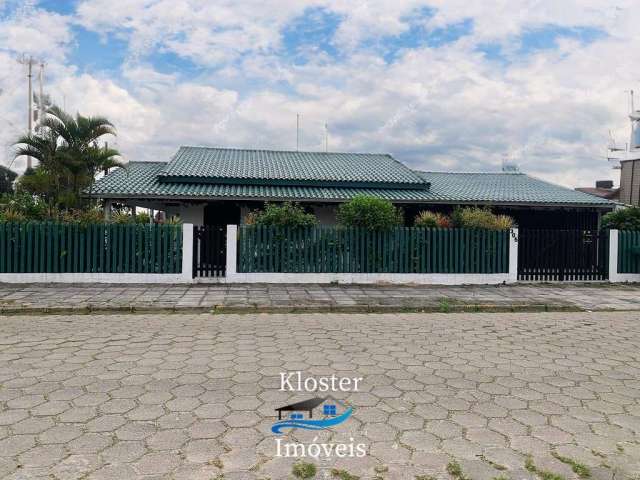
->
[1,0,639,190]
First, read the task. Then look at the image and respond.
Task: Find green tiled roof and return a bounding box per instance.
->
[416,171,615,205]
[158,146,427,188]
[90,161,615,207]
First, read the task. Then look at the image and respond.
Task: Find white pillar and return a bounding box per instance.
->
[226,224,237,277]
[182,223,193,281]
[103,199,112,221]
[508,228,518,283]
[609,229,619,282]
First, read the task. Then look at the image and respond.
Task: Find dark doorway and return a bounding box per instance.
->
[204,202,240,226]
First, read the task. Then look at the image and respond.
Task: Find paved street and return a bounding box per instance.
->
[0,312,639,479]
[2,283,640,314]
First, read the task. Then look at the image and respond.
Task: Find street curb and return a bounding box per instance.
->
[0,303,595,315]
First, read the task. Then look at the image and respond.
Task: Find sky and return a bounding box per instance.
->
[0,0,638,188]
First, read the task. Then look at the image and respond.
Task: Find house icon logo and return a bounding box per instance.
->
[271,395,353,434]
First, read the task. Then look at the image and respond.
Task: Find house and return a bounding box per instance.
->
[575,180,620,202]
[90,146,617,229]
[274,396,345,420]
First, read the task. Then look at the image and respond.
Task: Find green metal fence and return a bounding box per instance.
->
[0,223,183,274]
[238,225,509,274]
[617,230,640,274]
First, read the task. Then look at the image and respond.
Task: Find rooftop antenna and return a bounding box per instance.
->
[296,114,300,151]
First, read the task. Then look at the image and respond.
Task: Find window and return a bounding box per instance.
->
[323,404,336,416]
[290,413,303,420]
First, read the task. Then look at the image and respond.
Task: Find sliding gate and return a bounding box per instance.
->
[192,225,226,278]
[517,229,609,281]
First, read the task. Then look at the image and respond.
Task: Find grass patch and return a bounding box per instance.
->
[416,476,437,480]
[479,454,507,471]
[438,298,452,313]
[292,461,317,479]
[552,452,591,478]
[374,465,388,474]
[330,468,360,480]
[525,455,566,480]
[446,461,470,480]
[208,458,223,469]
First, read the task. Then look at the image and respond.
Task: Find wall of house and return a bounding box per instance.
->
[169,204,204,225]
[619,159,640,205]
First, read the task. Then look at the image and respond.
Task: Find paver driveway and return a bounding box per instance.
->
[0,312,639,480]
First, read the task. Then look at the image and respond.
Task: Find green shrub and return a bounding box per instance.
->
[337,196,403,230]
[415,211,452,228]
[0,208,26,223]
[451,207,514,230]
[111,211,135,224]
[61,208,104,225]
[250,202,318,227]
[135,212,151,224]
[601,207,640,230]
[0,192,49,221]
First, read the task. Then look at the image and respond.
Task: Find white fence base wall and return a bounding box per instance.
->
[209,272,512,285]
[0,273,189,284]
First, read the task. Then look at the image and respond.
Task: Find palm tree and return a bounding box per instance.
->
[14,105,121,208]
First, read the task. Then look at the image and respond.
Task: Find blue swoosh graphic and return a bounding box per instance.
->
[271,407,353,434]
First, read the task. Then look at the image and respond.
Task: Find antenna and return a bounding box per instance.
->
[296,114,300,151]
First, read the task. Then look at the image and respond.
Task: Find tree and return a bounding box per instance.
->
[0,165,17,194]
[14,105,121,209]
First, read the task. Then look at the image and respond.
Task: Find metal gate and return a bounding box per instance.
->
[517,229,609,281]
[192,225,226,278]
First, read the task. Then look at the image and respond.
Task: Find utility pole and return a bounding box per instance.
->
[325,123,329,152]
[38,62,45,133]
[18,55,37,170]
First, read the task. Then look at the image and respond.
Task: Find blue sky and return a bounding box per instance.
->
[0,0,636,187]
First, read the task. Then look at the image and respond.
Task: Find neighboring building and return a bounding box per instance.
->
[618,159,640,205]
[576,180,620,202]
[90,146,616,229]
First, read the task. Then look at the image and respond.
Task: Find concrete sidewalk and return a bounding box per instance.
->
[0,283,639,314]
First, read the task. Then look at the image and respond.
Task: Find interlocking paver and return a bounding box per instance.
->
[0,310,638,479]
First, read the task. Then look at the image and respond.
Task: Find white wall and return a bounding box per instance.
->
[177,204,205,225]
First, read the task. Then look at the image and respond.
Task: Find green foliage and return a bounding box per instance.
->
[446,461,470,480]
[525,455,566,480]
[330,469,359,480]
[292,461,317,479]
[0,192,50,221]
[60,208,104,225]
[0,165,17,194]
[14,104,120,209]
[415,210,452,228]
[249,202,318,227]
[601,207,640,230]
[552,453,591,478]
[135,212,151,224]
[451,206,514,230]
[337,196,403,230]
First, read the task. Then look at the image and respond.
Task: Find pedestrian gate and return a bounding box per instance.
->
[192,225,226,278]
[517,229,609,281]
